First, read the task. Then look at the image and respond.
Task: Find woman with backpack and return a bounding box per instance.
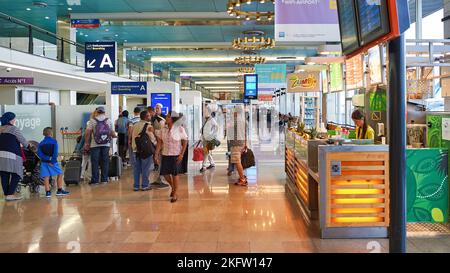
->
[84,106,117,185]
[155,111,188,203]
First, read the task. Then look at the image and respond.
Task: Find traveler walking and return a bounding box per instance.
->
[131,110,157,191]
[155,111,188,203]
[127,107,142,167]
[0,112,30,201]
[200,112,218,173]
[150,103,169,189]
[37,127,70,198]
[227,105,248,186]
[115,110,130,166]
[78,111,95,181]
[84,106,117,185]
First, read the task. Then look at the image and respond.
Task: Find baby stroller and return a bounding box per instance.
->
[16,141,53,194]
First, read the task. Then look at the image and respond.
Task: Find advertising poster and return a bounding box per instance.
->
[345,55,364,90]
[287,72,321,93]
[3,105,52,141]
[368,46,382,85]
[255,64,286,101]
[329,63,343,91]
[244,74,258,100]
[275,0,340,42]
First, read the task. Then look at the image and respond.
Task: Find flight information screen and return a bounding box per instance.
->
[357,0,390,45]
[337,0,359,54]
[244,74,258,100]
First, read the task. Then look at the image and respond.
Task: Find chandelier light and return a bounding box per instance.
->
[238,67,256,73]
[235,56,266,65]
[227,0,275,21]
[232,36,275,50]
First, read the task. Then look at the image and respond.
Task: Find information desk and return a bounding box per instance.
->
[318,145,390,239]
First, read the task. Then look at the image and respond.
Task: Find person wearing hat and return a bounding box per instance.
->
[0,112,30,201]
[155,111,188,203]
[84,106,117,185]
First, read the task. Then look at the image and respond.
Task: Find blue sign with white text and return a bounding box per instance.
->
[244,74,258,100]
[85,42,116,73]
[111,82,147,95]
[71,19,100,28]
[151,93,172,116]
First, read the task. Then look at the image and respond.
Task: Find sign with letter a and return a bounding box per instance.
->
[85,42,116,73]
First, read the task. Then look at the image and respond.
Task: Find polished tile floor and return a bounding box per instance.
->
[0,139,449,253]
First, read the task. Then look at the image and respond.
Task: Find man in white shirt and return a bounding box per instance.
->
[200,112,219,173]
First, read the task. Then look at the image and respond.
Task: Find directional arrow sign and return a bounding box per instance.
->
[85,42,116,73]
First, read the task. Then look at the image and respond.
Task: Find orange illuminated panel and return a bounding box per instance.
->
[345,55,364,90]
[326,152,389,228]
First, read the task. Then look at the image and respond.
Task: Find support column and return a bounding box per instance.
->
[106,83,120,154]
[388,34,407,253]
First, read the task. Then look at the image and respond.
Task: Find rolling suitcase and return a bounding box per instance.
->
[109,154,123,179]
[64,159,82,186]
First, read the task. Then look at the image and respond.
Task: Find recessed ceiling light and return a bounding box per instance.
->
[105,29,109,32]
[45,16,50,19]
[67,7,72,11]
[115,34,118,37]
[85,34,88,37]
[26,8,31,11]
[124,40,128,42]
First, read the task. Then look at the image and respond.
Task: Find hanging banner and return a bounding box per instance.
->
[275,0,340,42]
[329,63,343,91]
[255,64,286,101]
[287,72,321,93]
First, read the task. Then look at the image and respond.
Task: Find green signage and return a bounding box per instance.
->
[329,63,343,91]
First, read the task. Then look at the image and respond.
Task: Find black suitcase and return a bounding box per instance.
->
[64,160,82,186]
[109,154,123,178]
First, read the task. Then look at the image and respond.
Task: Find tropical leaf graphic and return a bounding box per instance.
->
[406,166,417,212]
[418,183,445,201]
[414,157,437,173]
[413,207,432,222]
[437,151,448,179]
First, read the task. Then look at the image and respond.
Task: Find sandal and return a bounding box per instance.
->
[170,194,178,203]
[234,176,248,186]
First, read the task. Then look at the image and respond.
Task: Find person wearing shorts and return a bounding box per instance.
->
[38,127,69,198]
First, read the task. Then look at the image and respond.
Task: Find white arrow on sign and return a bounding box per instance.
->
[87,59,96,68]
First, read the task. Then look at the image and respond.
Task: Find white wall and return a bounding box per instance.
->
[126,97,145,111]
[0,86,16,104]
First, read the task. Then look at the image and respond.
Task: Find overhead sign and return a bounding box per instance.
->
[0,77,34,85]
[111,82,147,95]
[255,64,286,101]
[151,93,172,116]
[287,72,321,93]
[244,74,258,100]
[70,19,101,28]
[275,0,340,42]
[85,42,116,73]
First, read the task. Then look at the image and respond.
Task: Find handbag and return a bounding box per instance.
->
[241,146,255,169]
[192,140,204,162]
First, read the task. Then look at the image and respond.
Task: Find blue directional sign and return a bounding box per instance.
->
[71,19,100,28]
[85,42,116,73]
[151,93,172,116]
[111,82,147,95]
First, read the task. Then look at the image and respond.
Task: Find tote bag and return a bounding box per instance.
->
[192,141,204,162]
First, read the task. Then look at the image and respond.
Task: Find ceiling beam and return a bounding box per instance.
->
[71,12,231,20]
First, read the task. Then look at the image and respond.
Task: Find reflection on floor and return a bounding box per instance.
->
[0,135,449,253]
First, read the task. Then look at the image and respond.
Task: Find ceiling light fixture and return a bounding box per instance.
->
[235,56,266,65]
[67,7,72,11]
[45,16,50,19]
[227,0,274,21]
[26,8,31,11]
[151,56,304,63]
[232,34,275,50]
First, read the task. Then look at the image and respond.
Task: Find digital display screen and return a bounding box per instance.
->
[337,0,359,55]
[20,90,36,104]
[37,92,50,104]
[356,0,390,45]
[244,74,258,100]
[151,93,172,116]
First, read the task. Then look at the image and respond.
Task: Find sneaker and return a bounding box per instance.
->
[5,195,23,201]
[45,191,52,198]
[206,165,215,170]
[150,181,169,190]
[56,189,70,196]
[89,181,100,185]
[199,167,206,173]
[101,181,108,184]
[141,187,151,191]
[133,188,140,192]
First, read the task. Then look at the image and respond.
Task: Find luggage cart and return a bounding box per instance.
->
[60,128,82,166]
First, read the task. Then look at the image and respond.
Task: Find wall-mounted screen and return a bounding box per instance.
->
[151,93,172,116]
[356,0,390,46]
[37,92,50,104]
[337,0,360,55]
[244,74,258,100]
[20,90,36,104]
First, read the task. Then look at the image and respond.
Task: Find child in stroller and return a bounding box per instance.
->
[16,141,53,194]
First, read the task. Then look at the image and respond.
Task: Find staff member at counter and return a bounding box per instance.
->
[351,109,375,140]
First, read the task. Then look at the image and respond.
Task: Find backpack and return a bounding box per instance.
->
[93,118,112,145]
[116,117,128,134]
[135,123,155,159]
